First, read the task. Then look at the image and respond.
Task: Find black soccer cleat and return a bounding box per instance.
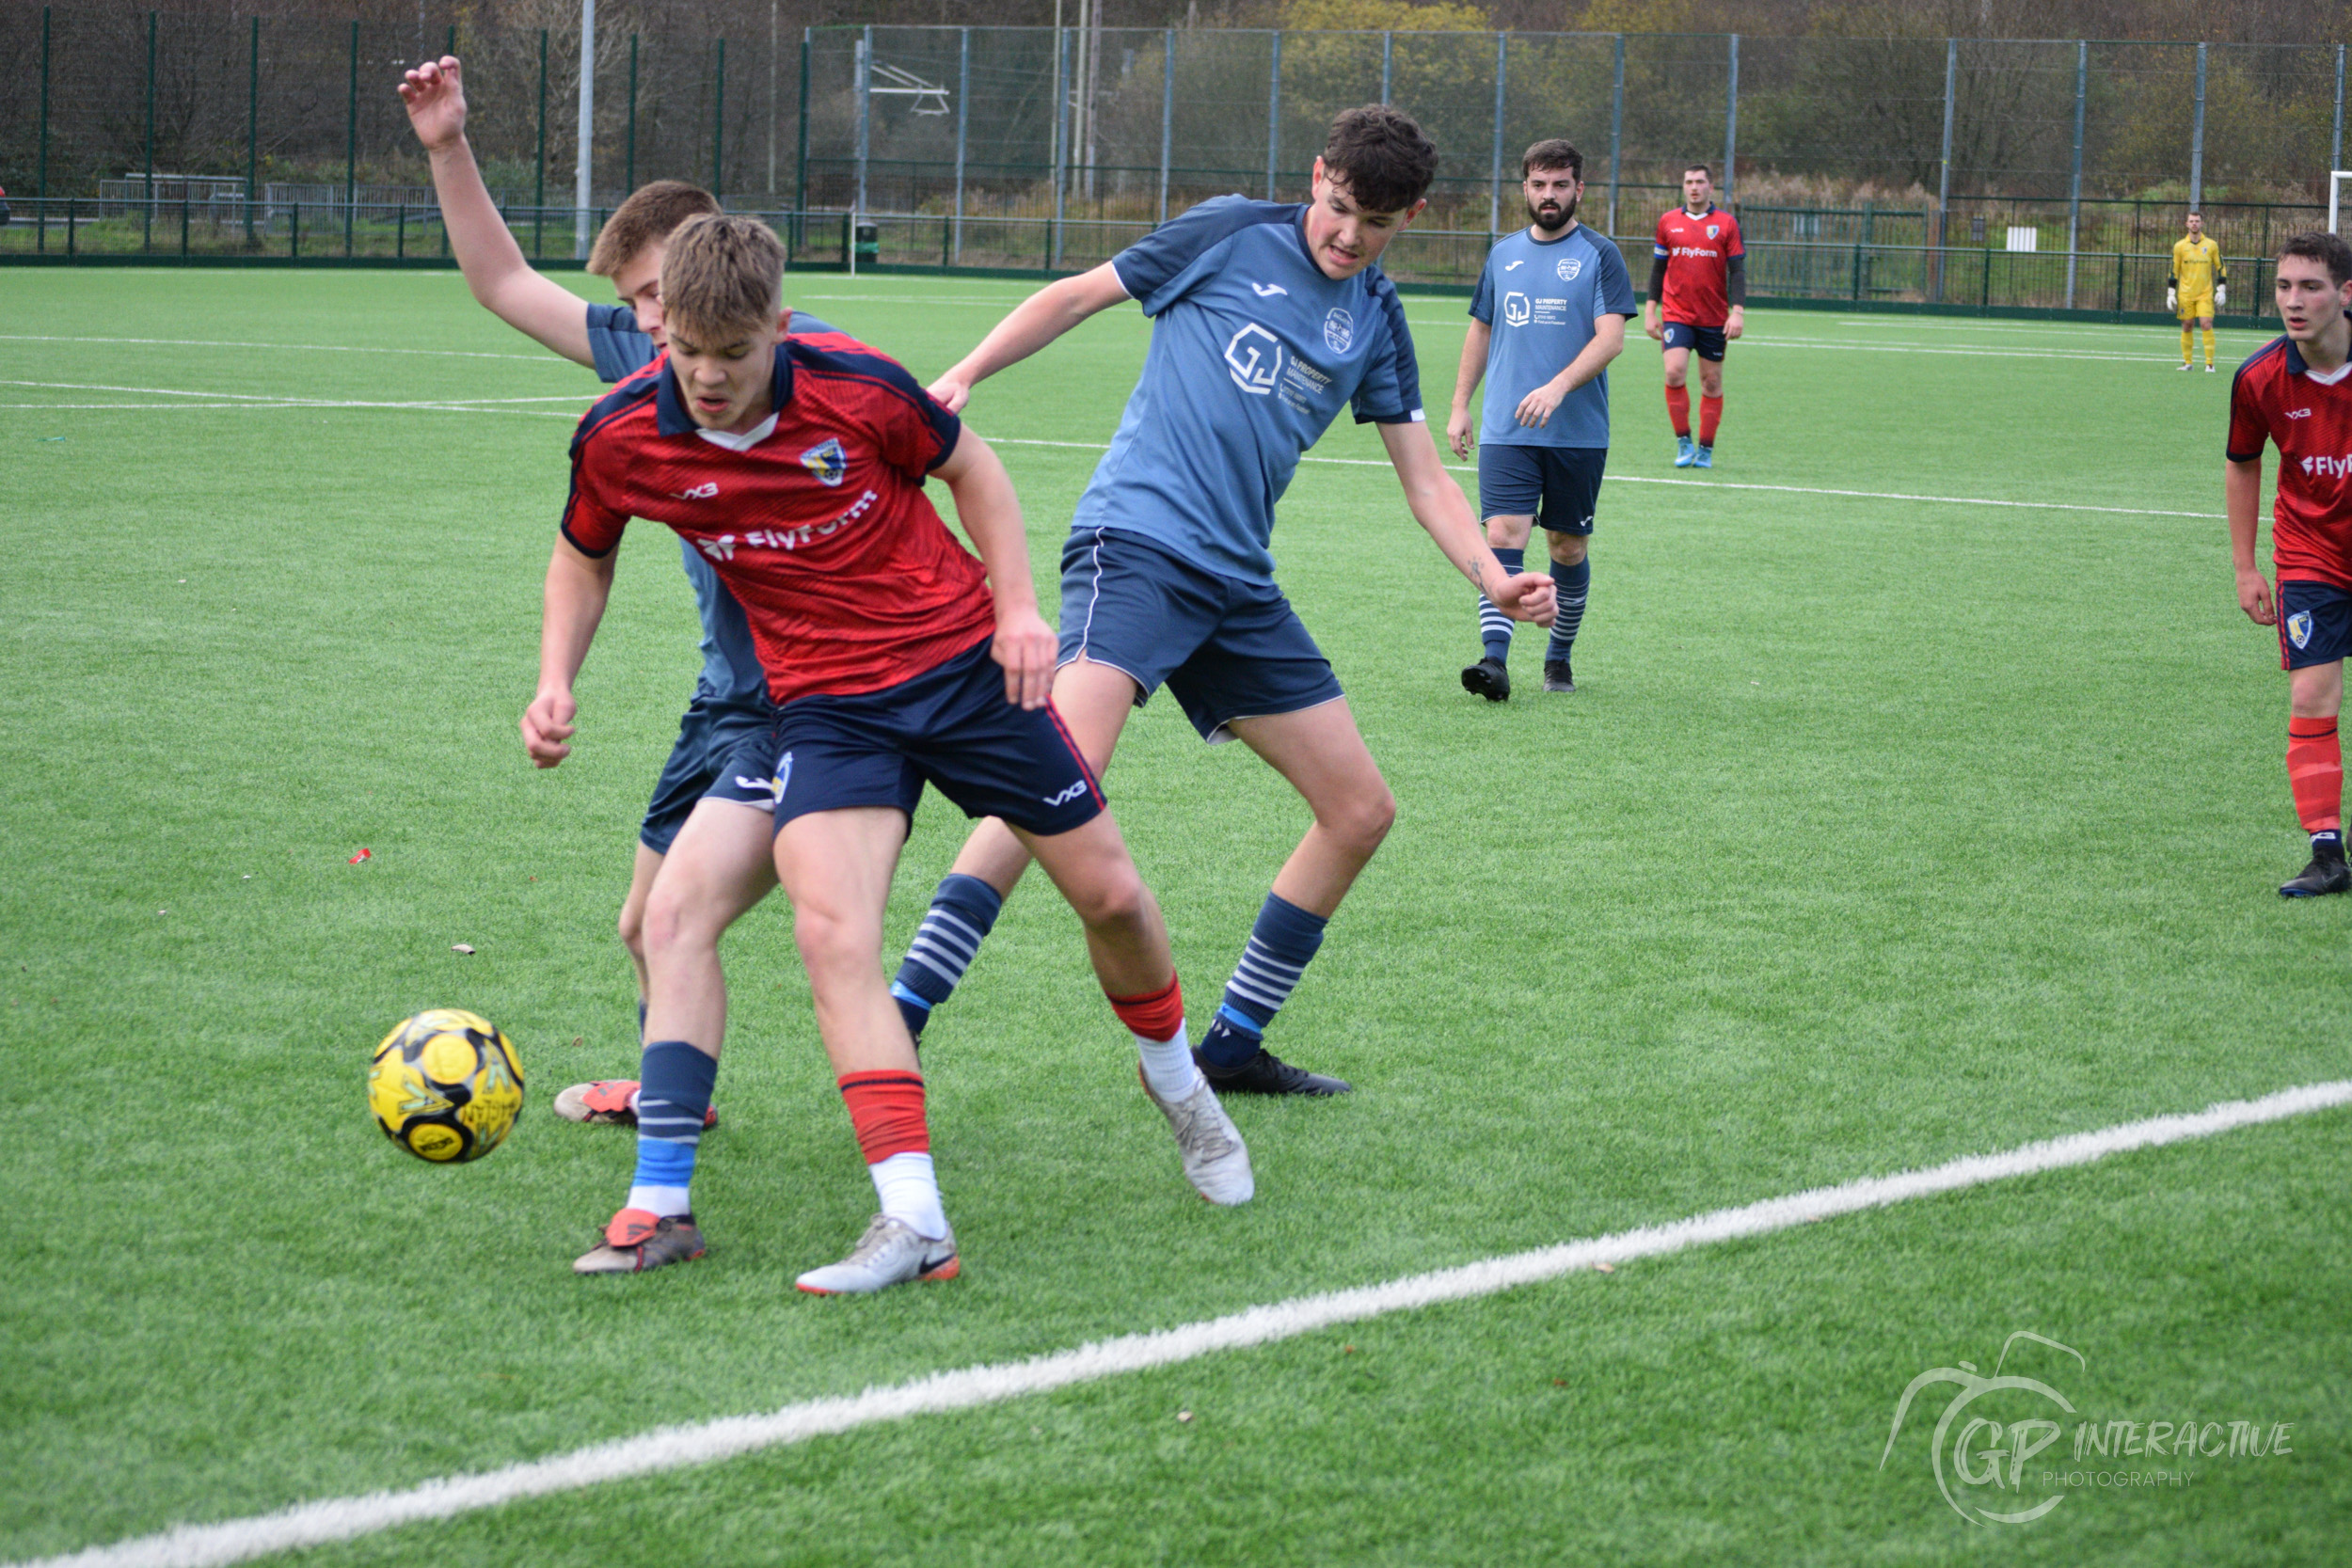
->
[1543,658,1575,694]
[1196,1046,1353,1097]
[2280,844,2352,897]
[1461,657,1511,703]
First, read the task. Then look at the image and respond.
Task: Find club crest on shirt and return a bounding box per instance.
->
[800,436,849,486]
[1706,224,1721,239]
[1556,256,1583,282]
[1324,308,1355,354]
[2290,611,2315,650]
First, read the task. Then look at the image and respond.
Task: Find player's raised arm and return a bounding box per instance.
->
[930,431,1056,707]
[399,56,596,368]
[1448,318,1491,459]
[2227,456,2274,626]
[524,534,618,767]
[1378,420,1555,626]
[928,262,1133,412]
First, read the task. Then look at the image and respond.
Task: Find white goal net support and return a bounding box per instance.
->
[2332,171,2352,233]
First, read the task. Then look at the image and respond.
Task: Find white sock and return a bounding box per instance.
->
[626,1183,692,1218]
[1136,1022,1202,1101]
[869,1151,948,1239]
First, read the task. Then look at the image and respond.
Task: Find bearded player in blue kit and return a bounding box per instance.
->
[880,106,1556,1100]
[1450,139,1635,700]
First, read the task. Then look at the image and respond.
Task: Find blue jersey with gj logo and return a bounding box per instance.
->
[1469,223,1637,451]
[1074,197,1424,585]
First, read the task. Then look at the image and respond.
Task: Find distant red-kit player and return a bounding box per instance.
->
[1644,163,1745,468]
[2226,230,2352,895]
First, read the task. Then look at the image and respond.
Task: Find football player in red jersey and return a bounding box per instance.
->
[2226,230,2352,895]
[1644,164,1745,468]
[539,217,1250,1291]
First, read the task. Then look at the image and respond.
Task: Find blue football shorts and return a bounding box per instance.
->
[639,692,789,853]
[766,637,1104,837]
[1057,525,1345,745]
[1475,445,1607,536]
[1661,321,1728,361]
[2278,578,2352,671]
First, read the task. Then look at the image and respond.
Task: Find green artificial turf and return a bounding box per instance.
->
[0,271,2343,1565]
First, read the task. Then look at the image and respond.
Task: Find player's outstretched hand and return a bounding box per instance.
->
[1493,570,1558,627]
[2237,567,2277,626]
[1513,383,1565,429]
[992,607,1057,709]
[399,56,469,151]
[1446,407,1475,460]
[521,689,578,768]
[927,374,973,414]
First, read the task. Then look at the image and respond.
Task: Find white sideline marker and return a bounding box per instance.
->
[20,1079,2351,1568]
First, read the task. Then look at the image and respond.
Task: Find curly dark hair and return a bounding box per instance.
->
[1320,105,1438,214]
[2280,230,2352,286]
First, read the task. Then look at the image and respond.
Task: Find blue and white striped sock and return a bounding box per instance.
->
[891,873,1005,1040]
[1546,557,1590,667]
[628,1040,718,1217]
[1198,894,1329,1069]
[1477,546,1523,663]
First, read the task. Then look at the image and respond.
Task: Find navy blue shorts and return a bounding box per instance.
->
[1475,445,1607,536]
[640,693,788,853]
[2279,579,2352,670]
[767,638,1104,837]
[1662,321,1727,361]
[1058,526,1344,744]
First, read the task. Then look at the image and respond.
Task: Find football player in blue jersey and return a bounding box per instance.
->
[1450,139,1636,700]
[883,106,1556,1098]
[402,56,836,1128]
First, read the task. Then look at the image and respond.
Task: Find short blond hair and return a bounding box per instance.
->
[585,181,722,277]
[660,214,787,342]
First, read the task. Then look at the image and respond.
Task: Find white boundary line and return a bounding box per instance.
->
[977,436,2222,520]
[21,1079,2349,1568]
[0,335,565,363]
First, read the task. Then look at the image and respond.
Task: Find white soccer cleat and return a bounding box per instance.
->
[1140,1066,1255,1205]
[794,1214,960,1295]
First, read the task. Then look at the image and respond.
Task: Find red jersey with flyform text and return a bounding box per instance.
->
[2228,335,2352,590]
[562,335,995,705]
[1652,205,1745,327]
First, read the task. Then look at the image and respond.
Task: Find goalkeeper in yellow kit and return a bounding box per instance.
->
[2170,211,2226,371]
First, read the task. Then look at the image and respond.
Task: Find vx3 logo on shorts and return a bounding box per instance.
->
[2286,408,2313,419]
[733,772,787,809]
[1225,324,1284,395]
[674,482,720,499]
[1041,779,1090,807]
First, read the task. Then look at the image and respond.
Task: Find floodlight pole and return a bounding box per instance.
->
[1607,34,1624,236]
[1488,32,1506,237]
[1722,33,1739,204]
[953,27,970,261]
[143,11,155,254]
[1935,38,1955,302]
[1158,28,1175,224]
[575,0,596,260]
[2065,40,2085,309]
[854,27,871,223]
[1267,31,1281,201]
[2189,42,2207,212]
[245,15,258,245]
[2335,47,2346,178]
[346,20,359,256]
[1380,31,1391,105]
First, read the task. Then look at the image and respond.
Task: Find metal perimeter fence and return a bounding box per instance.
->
[3,8,2347,316]
[0,196,2300,325]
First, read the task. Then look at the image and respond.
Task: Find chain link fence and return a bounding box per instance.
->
[4,8,2345,319]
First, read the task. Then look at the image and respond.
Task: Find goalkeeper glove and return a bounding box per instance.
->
[2167,288,2178,311]
[2216,284,2228,307]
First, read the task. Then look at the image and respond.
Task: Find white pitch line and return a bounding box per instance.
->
[0,335,571,364]
[22,1078,2349,1568]
[975,436,2221,519]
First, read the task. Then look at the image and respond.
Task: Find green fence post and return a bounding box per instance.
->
[2115,249,2124,314]
[625,34,639,195]
[246,16,259,245]
[397,204,405,259]
[1980,245,1991,309]
[291,200,300,260]
[67,197,75,258]
[180,192,190,256]
[712,38,727,197]
[36,6,48,255]
[345,20,359,257]
[143,11,157,253]
[534,29,548,260]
